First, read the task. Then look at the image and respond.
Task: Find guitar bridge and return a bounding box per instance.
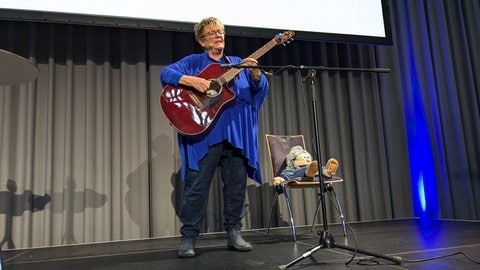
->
[188,92,204,109]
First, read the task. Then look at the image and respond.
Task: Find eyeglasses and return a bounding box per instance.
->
[200,30,225,38]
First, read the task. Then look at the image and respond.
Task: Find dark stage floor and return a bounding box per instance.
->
[3,218,480,270]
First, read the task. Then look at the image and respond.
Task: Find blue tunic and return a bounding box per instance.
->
[160,52,269,183]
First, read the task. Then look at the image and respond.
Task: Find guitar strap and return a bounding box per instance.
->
[223,55,232,65]
[223,55,240,81]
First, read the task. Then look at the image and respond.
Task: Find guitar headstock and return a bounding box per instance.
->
[274,30,295,46]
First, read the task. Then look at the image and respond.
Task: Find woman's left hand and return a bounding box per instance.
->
[242,58,261,81]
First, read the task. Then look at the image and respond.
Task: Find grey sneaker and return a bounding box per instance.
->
[227,229,253,252]
[178,239,195,258]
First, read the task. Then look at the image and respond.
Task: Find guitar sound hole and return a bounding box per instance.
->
[203,81,223,109]
[206,80,222,97]
[206,90,218,96]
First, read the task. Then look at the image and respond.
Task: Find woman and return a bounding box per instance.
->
[160,17,269,258]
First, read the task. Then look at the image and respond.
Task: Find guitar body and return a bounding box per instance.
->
[160,63,236,136]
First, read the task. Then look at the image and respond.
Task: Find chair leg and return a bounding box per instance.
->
[311,194,323,232]
[266,192,279,236]
[331,188,347,236]
[0,247,3,269]
[281,185,297,242]
[310,185,347,236]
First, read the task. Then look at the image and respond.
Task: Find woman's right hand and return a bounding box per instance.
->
[179,75,211,93]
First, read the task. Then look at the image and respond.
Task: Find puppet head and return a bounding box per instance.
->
[286,145,312,168]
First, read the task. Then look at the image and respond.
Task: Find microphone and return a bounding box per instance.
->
[372,68,391,73]
[220,63,238,69]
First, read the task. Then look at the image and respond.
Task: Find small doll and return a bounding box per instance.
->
[273,145,339,186]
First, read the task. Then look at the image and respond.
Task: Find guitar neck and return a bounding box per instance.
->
[220,38,279,83]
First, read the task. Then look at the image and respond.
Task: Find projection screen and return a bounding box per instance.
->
[0,0,392,44]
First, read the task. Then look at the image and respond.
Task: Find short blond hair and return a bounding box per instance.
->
[193,17,225,40]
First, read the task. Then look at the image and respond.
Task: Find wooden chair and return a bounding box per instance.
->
[265,134,347,241]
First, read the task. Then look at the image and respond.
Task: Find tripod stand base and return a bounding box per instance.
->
[278,230,402,269]
[333,242,402,264]
[278,245,323,270]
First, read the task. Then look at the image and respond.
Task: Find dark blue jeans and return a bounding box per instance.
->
[180,141,248,242]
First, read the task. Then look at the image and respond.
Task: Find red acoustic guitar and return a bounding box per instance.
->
[159,30,295,137]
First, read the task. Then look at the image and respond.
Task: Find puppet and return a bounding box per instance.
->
[273,145,339,186]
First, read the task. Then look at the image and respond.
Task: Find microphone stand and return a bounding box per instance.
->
[226,64,401,269]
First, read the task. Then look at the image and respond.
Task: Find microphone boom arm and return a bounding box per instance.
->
[221,64,390,73]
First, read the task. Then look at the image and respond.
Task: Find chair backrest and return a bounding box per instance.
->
[265,134,306,177]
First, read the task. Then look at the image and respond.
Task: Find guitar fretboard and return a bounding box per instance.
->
[219,38,279,84]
